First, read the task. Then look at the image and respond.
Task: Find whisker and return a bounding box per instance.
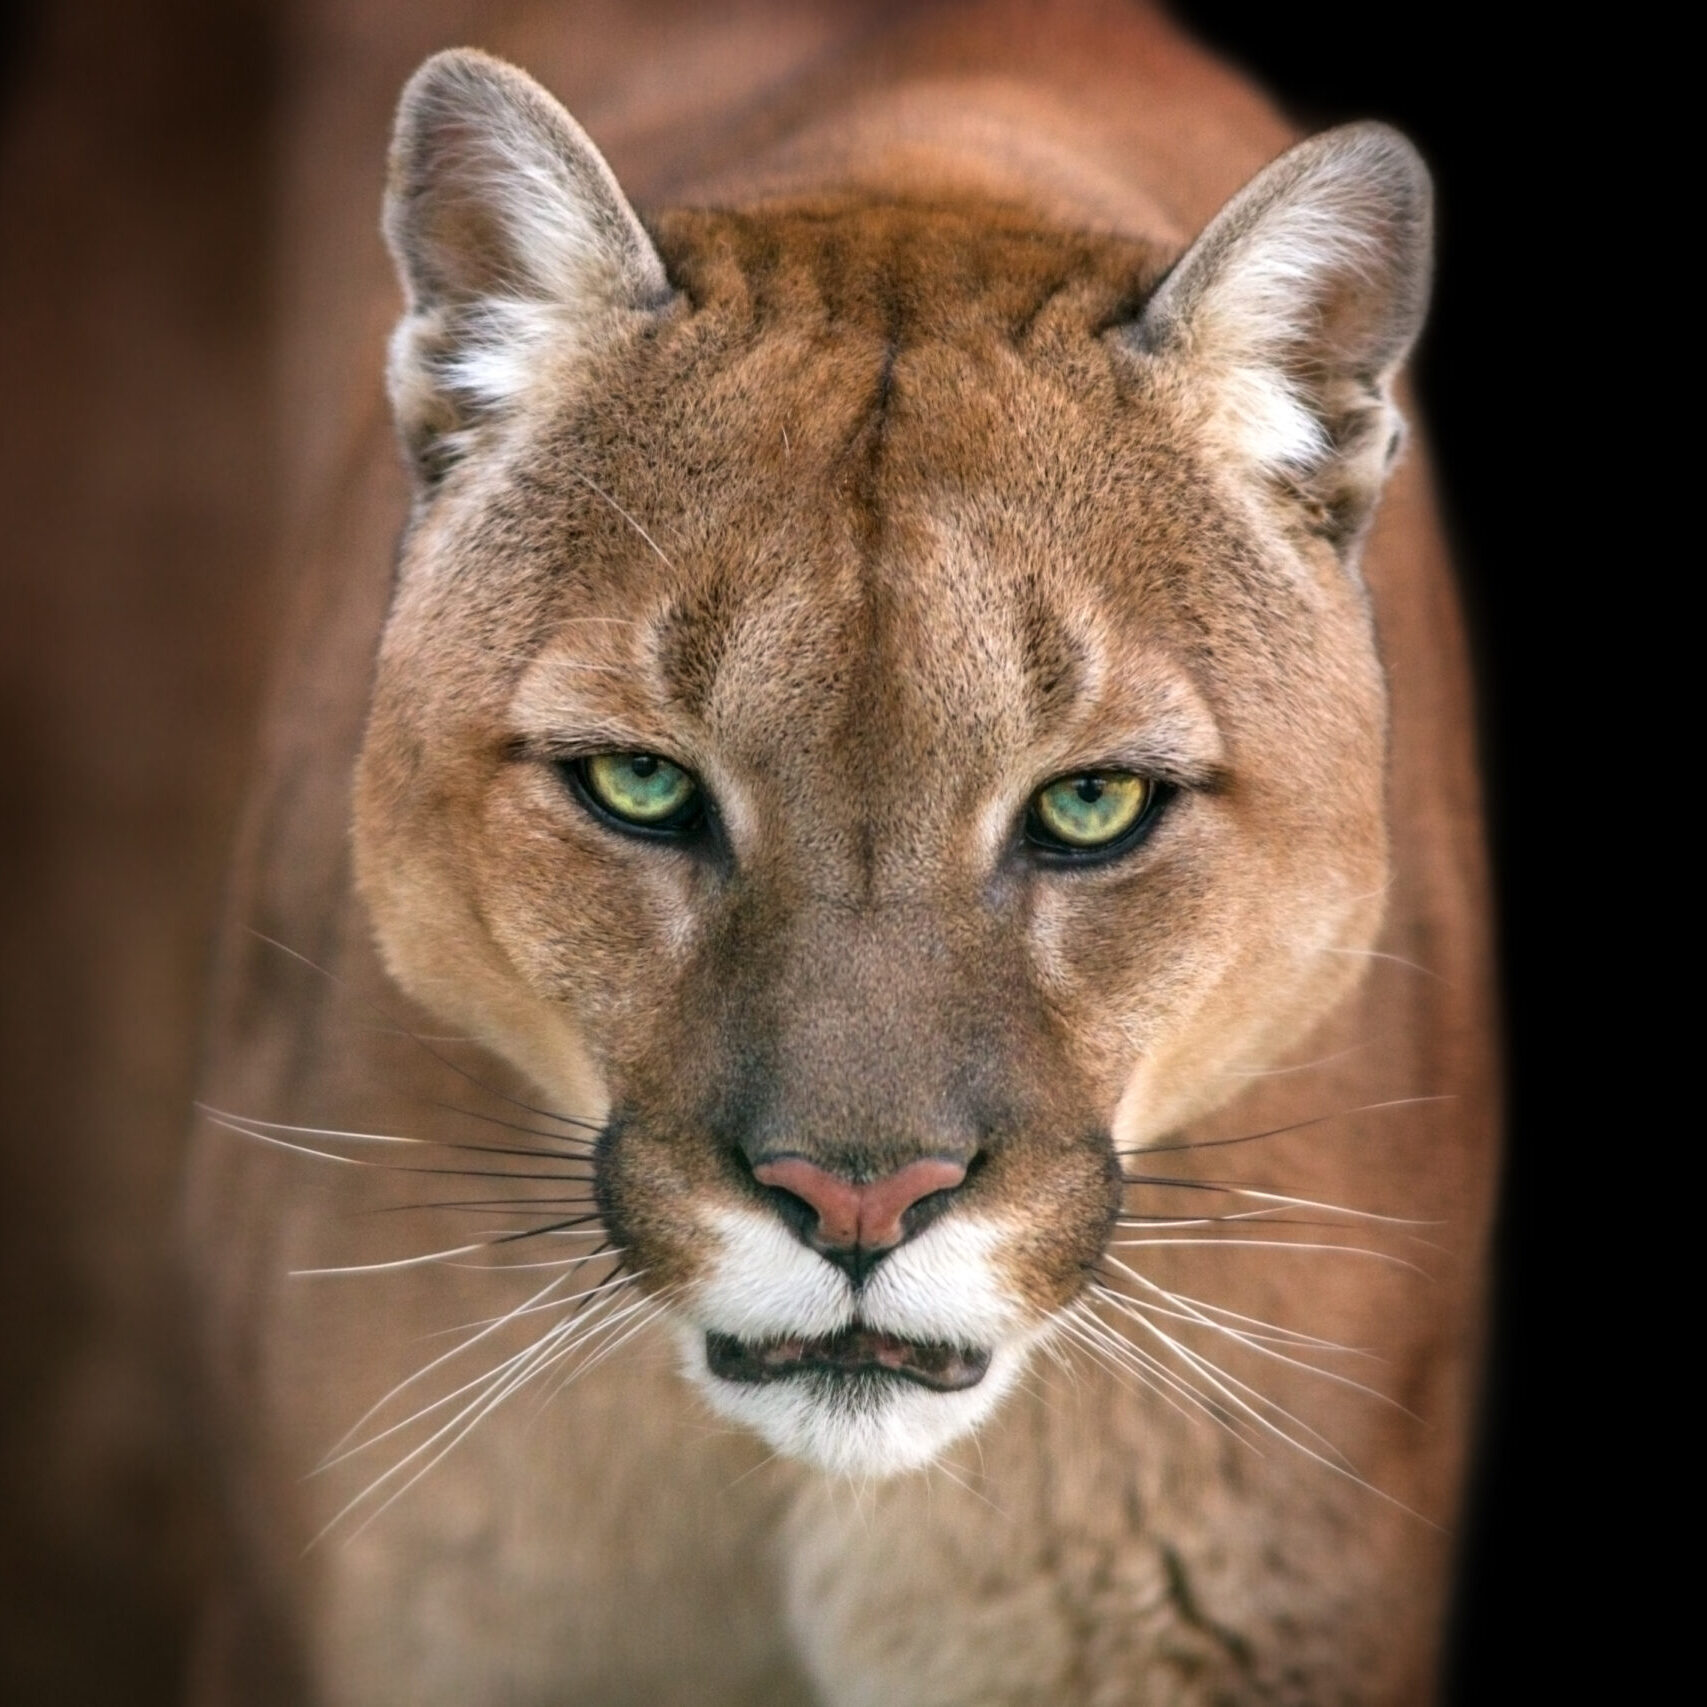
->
[1216,1044,1366,1079]
[1117,1175,1435,1233]
[1101,1287,1351,1356]
[1101,1274,1367,1354]
[319,1265,594,1463]
[1099,1294,1429,1520]
[376,1196,599,1215]
[1096,1268,1409,1415]
[1213,1187,1442,1239]
[295,1239,620,1278]
[530,1292,671,1411]
[1105,1236,1426,1274]
[1059,1307,1241,1439]
[317,1282,662,1543]
[1117,1210,1403,1234]
[564,467,679,572]
[243,931,600,1132]
[197,1110,598,1194]
[1316,945,1446,983]
[198,1109,384,1168]
[422,1100,599,1153]
[320,1274,644,1478]
[1108,1296,1355,1466]
[474,1217,610,1243]
[1119,1096,1453,1159]
[423,1262,633,1339]
[293,1241,503,1277]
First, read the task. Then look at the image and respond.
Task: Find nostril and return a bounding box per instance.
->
[751,1156,865,1248]
[751,1155,970,1255]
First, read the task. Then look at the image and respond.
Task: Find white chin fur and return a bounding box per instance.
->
[679,1328,1031,1477]
[681,1207,1034,1478]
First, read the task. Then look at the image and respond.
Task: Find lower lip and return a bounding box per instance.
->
[705,1328,991,1392]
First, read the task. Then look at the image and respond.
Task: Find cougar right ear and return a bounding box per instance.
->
[1132,123,1432,556]
[383,49,675,485]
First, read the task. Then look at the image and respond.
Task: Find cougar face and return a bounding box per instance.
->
[356,57,1415,1476]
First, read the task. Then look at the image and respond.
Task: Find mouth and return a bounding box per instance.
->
[705,1327,992,1392]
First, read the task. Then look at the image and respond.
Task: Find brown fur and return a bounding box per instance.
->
[184,4,1497,1702]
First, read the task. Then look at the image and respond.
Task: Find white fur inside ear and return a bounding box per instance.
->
[397,297,583,421]
[1140,125,1430,492]
[1190,189,1388,474]
[384,50,671,464]
[431,132,642,411]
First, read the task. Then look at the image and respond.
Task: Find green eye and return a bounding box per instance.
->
[578,753,701,831]
[1029,771,1155,851]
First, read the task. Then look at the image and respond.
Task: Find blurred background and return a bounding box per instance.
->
[2,2,1545,1698]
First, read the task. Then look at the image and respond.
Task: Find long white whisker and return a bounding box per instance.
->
[1063,1307,1234,1432]
[424,1265,631,1338]
[1097,1275,1408,1415]
[1103,1272,1365,1353]
[1218,1187,1439,1229]
[314,1281,654,1544]
[296,1241,623,1279]
[1103,1287,1352,1355]
[320,1266,589,1461]
[437,1247,624,1271]
[321,1310,588,1473]
[565,467,678,570]
[201,1107,442,1148]
[1061,1307,1247,1441]
[530,1293,671,1411]
[199,1111,378,1167]
[293,1241,500,1276]
[1316,945,1445,982]
[1121,1306,1354,1467]
[1107,1236,1426,1274]
[1094,1298,1435,1520]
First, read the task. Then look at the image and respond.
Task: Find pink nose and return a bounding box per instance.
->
[751,1155,969,1253]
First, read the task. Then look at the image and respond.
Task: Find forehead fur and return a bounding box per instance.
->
[409,199,1356,813]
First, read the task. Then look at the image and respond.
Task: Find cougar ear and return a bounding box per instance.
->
[1134,123,1432,552]
[383,48,674,484]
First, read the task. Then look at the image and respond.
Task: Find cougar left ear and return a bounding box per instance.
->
[383,48,675,485]
[1132,123,1432,552]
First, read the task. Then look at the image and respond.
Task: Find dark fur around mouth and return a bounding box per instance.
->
[705,1328,991,1392]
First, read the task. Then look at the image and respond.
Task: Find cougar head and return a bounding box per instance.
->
[354,50,1428,1475]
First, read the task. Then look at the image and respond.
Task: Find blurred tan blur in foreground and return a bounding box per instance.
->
[0,6,539,1689]
[1,1,277,1695]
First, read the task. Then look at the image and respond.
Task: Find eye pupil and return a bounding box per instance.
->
[1075,776,1104,803]
[630,755,658,778]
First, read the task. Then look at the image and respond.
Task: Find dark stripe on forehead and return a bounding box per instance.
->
[1017,580,1091,724]
[652,580,738,719]
[653,203,1163,349]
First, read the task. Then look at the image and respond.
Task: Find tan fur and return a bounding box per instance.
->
[185,4,1497,1702]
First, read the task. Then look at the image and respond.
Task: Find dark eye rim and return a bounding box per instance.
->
[1022,774,1174,865]
[559,754,708,839]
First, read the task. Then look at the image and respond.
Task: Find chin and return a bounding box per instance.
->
[675,1206,1039,1478]
[680,1325,1033,1477]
